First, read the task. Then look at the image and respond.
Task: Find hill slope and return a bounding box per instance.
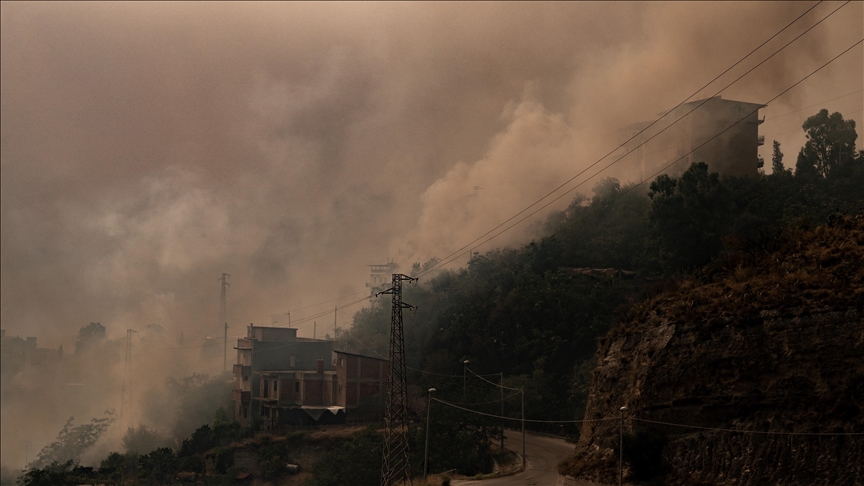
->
[562,215,864,485]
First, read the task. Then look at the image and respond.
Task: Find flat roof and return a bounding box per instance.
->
[334,349,388,362]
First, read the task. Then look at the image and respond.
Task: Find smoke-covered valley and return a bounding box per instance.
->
[1,1,861,471]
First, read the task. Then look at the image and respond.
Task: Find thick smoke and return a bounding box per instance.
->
[1,1,861,470]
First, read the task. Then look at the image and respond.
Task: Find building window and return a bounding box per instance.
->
[295,382,300,393]
[338,385,342,395]
[273,381,278,393]
[263,379,269,398]
[340,358,345,367]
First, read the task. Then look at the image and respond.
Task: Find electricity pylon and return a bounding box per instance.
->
[378,274,417,486]
[120,328,138,425]
[219,273,230,373]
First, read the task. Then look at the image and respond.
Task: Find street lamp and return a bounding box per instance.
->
[424,388,437,480]
[463,360,470,398]
[619,406,627,486]
[521,386,525,469]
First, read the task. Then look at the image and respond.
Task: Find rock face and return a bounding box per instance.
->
[562,217,864,485]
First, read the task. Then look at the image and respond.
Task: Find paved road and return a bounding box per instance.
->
[452,431,576,486]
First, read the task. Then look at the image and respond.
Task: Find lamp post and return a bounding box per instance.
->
[500,372,505,452]
[463,360,470,398]
[521,386,526,469]
[424,388,436,480]
[619,406,627,486]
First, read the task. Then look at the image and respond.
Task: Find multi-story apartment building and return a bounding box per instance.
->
[232,325,387,427]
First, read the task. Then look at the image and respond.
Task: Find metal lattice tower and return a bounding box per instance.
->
[219,273,230,373]
[120,328,137,424]
[378,274,417,486]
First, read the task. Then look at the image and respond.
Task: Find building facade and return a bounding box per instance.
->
[620,96,765,181]
[232,325,387,427]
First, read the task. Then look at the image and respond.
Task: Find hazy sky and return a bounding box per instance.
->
[2,1,862,347]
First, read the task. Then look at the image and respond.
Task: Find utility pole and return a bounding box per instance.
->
[500,372,505,452]
[424,388,436,480]
[463,360,469,398]
[120,328,138,425]
[378,274,417,486]
[620,406,627,486]
[521,387,525,469]
[218,273,230,373]
[334,306,338,350]
[314,321,316,340]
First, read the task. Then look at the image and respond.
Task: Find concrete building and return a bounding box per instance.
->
[232,325,387,427]
[1,331,62,378]
[620,96,765,181]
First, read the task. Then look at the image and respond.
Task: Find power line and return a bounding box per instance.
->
[222,289,371,330]
[419,33,863,278]
[432,397,615,423]
[764,88,862,121]
[447,390,523,407]
[141,296,373,351]
[467,366,522,391]
[432,397,864,435]
[763,107,863,140]
[633,418,864,436]
[415,1,849,279]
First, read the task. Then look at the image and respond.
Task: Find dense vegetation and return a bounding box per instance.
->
[10,110,862,485]
[349,110,862,431]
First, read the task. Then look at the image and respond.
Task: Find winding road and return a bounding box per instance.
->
[451,431,590,486]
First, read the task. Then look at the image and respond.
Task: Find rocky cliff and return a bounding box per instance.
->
[561,216,864,485]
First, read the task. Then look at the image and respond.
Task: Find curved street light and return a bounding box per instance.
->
[619,406,628,486]
[424,388,437,480]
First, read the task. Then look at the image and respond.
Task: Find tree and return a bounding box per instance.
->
[795,109,858,178]
[308,428,383,486]
[99,452,139,484]
[137,448,178,484]
[648,162,730,271]
[770,140,788,176]
[29,412,115,469]
[16,461,74,486]
[121,425,169,455]
[74,322,106,354]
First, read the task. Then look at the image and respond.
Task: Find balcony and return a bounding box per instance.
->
[233,389,251,402]
[757,135,765,146]
[233,364,251,376]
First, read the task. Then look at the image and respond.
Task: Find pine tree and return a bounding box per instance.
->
[770,140,787,176]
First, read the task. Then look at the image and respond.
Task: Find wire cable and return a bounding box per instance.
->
[764,88,863,121]
[430,399,864,434]
[447,390,523,407]
[420,36,863,276]
[415,1,849,279]
[634,418,864,436]
[431,397,616,423]
[467,366,522,391]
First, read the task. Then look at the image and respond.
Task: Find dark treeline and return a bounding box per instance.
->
[347,109,864,438]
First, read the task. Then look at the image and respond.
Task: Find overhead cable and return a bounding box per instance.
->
[416,1,850,278]
[419,32,862,277]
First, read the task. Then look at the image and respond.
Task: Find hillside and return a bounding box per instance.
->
[561,215,864,485]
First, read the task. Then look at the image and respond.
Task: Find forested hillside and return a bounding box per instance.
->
[346,109,863,431]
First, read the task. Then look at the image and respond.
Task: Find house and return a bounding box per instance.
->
[620,96,765,181]
[1,331,62,378]
[232,325,387,427]
[333,350,388,422]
